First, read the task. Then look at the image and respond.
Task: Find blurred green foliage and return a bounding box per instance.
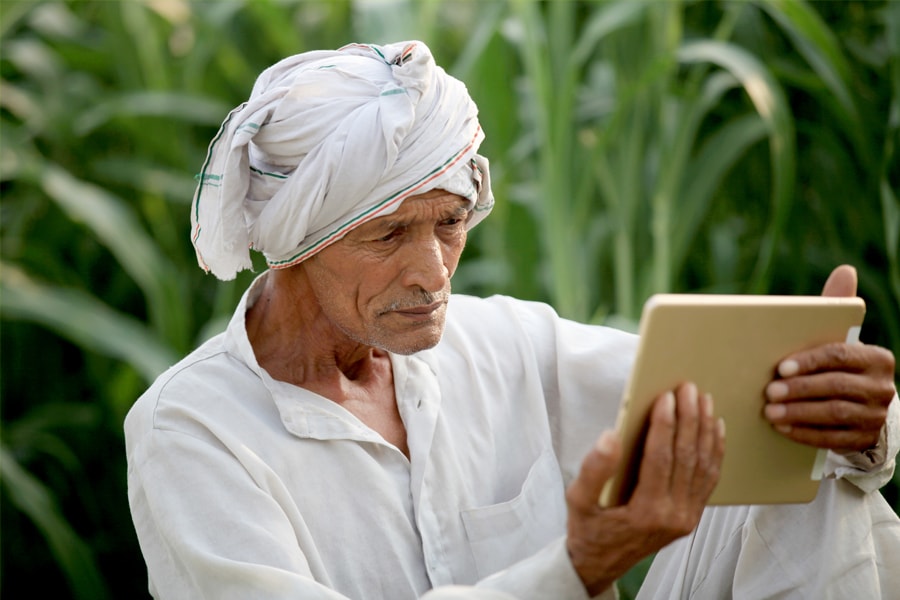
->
[1,1,897,598]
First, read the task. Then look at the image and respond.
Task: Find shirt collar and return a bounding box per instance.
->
[221,271,405,444]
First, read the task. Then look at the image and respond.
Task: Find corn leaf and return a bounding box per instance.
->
[0,445,110,600]
[1,264,178,382]
[678,39,796,293]
[38,162,190,350]
[73,91,231,135]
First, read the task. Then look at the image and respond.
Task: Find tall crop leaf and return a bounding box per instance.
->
[0,446,110,600]
[0,264,178,382]
[73,91,231,135]
[37,162,190,351]
[759,0,867,163]
[678,40,795,293]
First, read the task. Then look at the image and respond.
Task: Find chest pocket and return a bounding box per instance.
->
[459,448,567,579]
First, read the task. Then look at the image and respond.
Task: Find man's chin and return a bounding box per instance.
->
[380,331,444,355]
[371,306,448,354]
[387,341,440,356]
[375,320,446,355]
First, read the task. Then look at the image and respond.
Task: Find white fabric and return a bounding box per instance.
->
[636,395,900,600]
[126,274,626,600]
[422,588,519,600]
[125,273,899,599]
[190,41,494,280]
[827,399,899,493]
[637,477,900,599]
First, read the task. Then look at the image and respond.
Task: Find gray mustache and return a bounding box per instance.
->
[381,290,450,313]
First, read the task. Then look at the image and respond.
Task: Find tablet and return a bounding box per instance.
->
[598,294,866,507]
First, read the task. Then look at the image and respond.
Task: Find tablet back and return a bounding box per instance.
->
[600,294,866,507]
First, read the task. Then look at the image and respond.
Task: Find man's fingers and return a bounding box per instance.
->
[626,384,724,534]
[764,399,888,431]
[695,392,722,494]
[768,274,896,454]
[766,371,896,408]
[566,430,622,511]
[775,343,895,379]
[765,421,882,451]
[631,390,676,499]
[820,264,857,298]
[670,383,700,498]
[764,396,887,451]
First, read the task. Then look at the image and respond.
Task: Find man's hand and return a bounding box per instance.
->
[763,265,896,452]
[565,382,726,596]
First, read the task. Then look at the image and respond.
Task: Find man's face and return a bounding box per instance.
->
[302,189,470,355]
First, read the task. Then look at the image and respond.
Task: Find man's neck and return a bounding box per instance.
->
[244,271,409,457]
[245,270,380,388]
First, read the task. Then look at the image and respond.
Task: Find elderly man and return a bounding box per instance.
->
[125,41,899,599]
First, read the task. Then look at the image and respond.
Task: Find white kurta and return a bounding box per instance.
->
[125,274,899,600]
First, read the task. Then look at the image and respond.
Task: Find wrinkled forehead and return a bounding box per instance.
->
[384,189,471,220]
[345,190,471,236]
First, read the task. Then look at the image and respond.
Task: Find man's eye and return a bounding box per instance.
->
[441,217,463,227]
[376,228,403,242]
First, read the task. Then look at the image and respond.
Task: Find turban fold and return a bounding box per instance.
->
[190,40,494,280]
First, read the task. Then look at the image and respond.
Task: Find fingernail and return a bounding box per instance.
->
[775,424,792,434]
[716,418,726,438]
[662,390,676,417]
[684,383,699,413]
[702,393,713,417]
[764,403,786,420]
[778,360,799,377]
[767,381,788,400]
[595,430,615,455]
[685,382,698,400]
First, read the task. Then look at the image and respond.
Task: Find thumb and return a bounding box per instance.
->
[821,264,858,298]
[566,430,622,510]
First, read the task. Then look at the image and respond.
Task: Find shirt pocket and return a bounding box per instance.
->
[459,448,567,579]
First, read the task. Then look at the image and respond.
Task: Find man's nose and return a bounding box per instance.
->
[401,235,450,292]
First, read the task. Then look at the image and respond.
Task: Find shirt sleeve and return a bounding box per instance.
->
[475,537,617,600]
[128,428,349,600]
[824,390,899,493]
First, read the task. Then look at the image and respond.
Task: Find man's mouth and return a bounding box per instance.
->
[380,293,449,318]
[395,301,444,315]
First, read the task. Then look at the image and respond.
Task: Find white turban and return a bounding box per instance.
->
[190,40,494,280]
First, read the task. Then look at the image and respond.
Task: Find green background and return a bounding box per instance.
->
[2,1,898,598]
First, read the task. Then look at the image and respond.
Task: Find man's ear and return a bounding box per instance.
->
[821,264,858,298]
